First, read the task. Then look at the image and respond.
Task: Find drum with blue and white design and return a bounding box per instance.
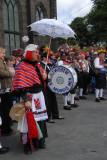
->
[48,65,77,94]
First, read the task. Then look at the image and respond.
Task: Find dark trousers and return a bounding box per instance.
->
[95,73,106,89]
[83,72,91,93]
[78,72,90,91]
[0,93,13,134]
[44,87,59,119]
[78,72,84,88]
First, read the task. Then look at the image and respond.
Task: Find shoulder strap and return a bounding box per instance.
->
[35,65,45,92]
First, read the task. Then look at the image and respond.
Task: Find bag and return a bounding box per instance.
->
[9,102,25,121]
[90,65,99,76]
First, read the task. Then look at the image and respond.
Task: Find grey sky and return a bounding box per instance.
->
[57,0,93,24]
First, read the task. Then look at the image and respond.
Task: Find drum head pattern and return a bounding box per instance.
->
[48,65,77,94]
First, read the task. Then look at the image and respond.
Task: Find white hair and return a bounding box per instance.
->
[24,44,38,57]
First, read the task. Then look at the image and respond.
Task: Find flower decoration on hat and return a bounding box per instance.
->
[98,49,106,54]
[57,44,71,56]
[12,48,24,56]
[43,46,53,54]
[70,46,80,55]
[41,45,53,58]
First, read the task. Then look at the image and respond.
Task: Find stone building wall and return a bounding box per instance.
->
[0,0,57,53]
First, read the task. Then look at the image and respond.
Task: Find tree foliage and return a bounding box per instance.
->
[87,0,107,43]
[69,17,92,48]
[67,0,107,47]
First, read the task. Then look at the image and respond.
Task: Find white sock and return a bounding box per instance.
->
[73,93,77,97]
[67,93,71,102]
[0,142,2,149]
[99,89,103,97]
[62,95,68,106]
[95,89,99,98]
[70,94,75,104]
[80,88,83,96]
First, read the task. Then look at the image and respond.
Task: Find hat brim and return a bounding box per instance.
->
[9,102,25,121]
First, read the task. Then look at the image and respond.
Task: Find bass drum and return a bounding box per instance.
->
[48,65,77,94]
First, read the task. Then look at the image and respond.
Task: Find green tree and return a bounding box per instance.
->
[58,37,77,46]
[87,0,107,44]
[69,17,92,48]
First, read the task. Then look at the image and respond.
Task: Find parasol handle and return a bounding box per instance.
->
[45,22,54,70]
[48,17,56,49]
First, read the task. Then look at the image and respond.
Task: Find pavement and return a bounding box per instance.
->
[1,89,107,160]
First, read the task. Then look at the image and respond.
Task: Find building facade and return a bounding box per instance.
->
[0,0,57,55]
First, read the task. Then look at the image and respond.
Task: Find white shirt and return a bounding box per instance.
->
[86,61,90,73]
[57,60,64,66]
[94,57,106,72]
[94,57,103,69]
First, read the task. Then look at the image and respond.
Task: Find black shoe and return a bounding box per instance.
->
[70,103,79,108]
[24,143,32,154]
[64,105,71,110]
[46,118,55,123]
[2,130,16,136]
[67,100,71,105]
[39,144,46,149]
[74,96,80,100]
[95,97,100,102]
[52,116,65,119]
[99,97,106,100]
[0,147,9,154]
[79,96,87,99]
[83,91,88,95]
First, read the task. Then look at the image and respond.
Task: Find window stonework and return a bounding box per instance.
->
[36,6,44,21]
[2,0,20,55]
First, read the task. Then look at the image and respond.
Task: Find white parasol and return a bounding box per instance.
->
[28,18,75,39]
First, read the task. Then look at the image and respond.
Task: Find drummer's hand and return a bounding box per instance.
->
[48,75,51,79]
[42,71,47,80]
[0,97,1,103]
[25,101,31,109]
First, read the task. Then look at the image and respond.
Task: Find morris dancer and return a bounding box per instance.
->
[94,48,107,102]
[57,44,78,110]
[11,44,48,154]
[40,47,64,123]
[78,54,87,99]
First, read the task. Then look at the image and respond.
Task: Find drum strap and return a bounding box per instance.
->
[35,65,45,92]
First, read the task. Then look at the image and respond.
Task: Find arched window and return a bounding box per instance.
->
[2,0,20,55]
[36,6,44,21]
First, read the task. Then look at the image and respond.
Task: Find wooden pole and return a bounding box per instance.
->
[45,21,55,70]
